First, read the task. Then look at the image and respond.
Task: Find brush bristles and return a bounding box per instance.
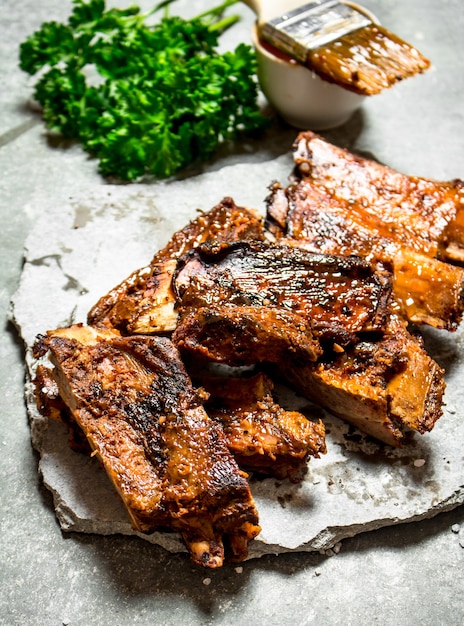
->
[307,24,431,96]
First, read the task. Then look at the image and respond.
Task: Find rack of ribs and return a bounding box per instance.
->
[28,188,451,571]
[265,131,464,331]
[30,137,459,567]
[33,324,261,568]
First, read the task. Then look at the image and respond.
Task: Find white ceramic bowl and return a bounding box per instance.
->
[251,3,379,130]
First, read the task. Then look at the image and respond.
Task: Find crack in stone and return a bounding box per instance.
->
[29,253,63,267]
[28,254,89,296]
[0,117,41,148]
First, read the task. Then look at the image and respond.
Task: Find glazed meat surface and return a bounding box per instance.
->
[266,180,464,330]
[173,305,322,366]
[279,315,445,446]
[88,197,266,334]
[292,131,464,264]
[33,324,260,568]
[197,372,326,482]
[173,240,393,348]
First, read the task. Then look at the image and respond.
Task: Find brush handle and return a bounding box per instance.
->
[241,0,308,23]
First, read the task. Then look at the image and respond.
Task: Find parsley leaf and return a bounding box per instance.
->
[19,0,268,181]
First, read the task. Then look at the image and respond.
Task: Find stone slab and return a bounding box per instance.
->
[12,156,464,560]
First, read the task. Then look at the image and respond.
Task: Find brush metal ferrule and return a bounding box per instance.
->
[260,0,372,63]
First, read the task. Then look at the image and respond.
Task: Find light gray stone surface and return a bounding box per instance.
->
[2,1,464,625]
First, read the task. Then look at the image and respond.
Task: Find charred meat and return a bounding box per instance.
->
[197,372,326,482]
[173,305,322,366]
[266,179,464,330]
[88,197,266,335]
[173,240,393,349]
[33,324,260,568]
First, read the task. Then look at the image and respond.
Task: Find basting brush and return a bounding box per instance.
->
[243,0,430,96]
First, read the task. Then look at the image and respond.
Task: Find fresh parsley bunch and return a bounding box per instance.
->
[19,0,267,181]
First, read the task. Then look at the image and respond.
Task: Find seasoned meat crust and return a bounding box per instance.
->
[292,131,464,265]
[87,197,265,335]
[197,372,326,482]
[265,131,464,331]
[173,305,322,366]
[173,240,393,347]
[33,324,260,568]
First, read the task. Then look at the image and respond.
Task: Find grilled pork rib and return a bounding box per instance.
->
[33,324,260,568]
[279,314,445,446]
[173,305,322,366]
[173,240,393,348]
[292,131,464,265]
[31,134,459,569]
[266,179,464,330]
[84,195,446,451]
[197,372,326,481]
[88,197,266,334]
[170,238,444,446]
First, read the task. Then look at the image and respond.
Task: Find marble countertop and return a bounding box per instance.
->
[1,1,463,624]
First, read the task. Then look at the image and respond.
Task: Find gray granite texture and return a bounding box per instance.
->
[1,1,464,625]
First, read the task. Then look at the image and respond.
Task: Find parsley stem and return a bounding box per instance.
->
[194,0,240,23]
[209,14,241,34]
[145,0,177,19]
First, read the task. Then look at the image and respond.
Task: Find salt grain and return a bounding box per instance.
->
[413,459,426,467]
[203,578,212,586]
[235,566,243,574]
[451,523,460,534]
